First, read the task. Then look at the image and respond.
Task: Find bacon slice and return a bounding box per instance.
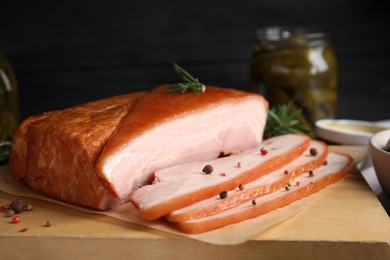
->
[166,140,328,222]
[175,152,356,234]
[131,134,311,220]
[96,86,268,200]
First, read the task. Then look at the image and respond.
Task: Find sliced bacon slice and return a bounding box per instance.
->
[167,140,328,222]
[175,152,356,234]
[131,134,311,220]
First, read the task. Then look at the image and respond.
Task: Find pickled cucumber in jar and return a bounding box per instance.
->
[249,27,337,129]
[0,55,19,141]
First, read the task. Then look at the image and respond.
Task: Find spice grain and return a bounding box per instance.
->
[219,191,228,199]
[10,199,25,213]
[260,147,268,156]
[12,215,21,224]
[310,148,318,156]
[5,209,15,217]
[202,165,213,174]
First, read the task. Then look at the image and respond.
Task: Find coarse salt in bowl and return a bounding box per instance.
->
[369,129,390,197]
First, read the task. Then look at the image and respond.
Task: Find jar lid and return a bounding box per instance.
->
[255,26,328,48]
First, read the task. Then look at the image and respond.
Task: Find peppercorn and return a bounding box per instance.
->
[285,185,290,191]
[260,147,268,156]
[5,209,15,217]
[202,165,213,174]
[0,205,7,213]
[237,162,242,168]
[309,171,314,177]
[12,215,21,224]
[23,204,33,211]
[252,199,257,206]
[284,170,289,175]
[10,199,25,213]
[219,191,228,199]
[310,148,318,156]
[323,160,328,166]
[45,220,52,227]
[238,184,245,190]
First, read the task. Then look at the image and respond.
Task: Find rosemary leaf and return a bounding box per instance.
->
[264,101,311,139]
[167,63,206,93]
[173,63,197,83]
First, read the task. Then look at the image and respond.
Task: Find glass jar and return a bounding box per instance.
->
[0,54,19,141]
[249,27,338,129]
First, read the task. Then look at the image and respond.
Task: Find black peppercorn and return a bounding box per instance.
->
[309,148,318,156]
[219,191,228,199]
[323,160,328,166]
[10,199,25,213]
[202,165,213,174]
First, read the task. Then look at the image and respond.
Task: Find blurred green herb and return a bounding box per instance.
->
[166,63,206,93]
[0,141,12,165]
[264,101,311,139]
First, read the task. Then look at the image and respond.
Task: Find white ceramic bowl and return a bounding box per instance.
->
[369,129,390,197]
[315,119,386,145]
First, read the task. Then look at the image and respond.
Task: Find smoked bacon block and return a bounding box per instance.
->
[10,93,144,210]
[131,134,311,220]
[175,152,356,234]
[96,86,268,201]
[10,86,268,210]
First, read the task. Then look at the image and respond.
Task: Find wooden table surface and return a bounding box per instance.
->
[1,146,389,260]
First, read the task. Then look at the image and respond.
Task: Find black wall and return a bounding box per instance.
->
[1,0,389,121]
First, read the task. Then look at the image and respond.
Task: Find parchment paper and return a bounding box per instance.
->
[0,146,365,245]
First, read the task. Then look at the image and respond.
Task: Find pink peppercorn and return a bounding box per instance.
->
[12,215,21,224]
[260,147,268,156]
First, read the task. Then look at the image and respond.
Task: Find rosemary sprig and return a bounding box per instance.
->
[166,63,206,93]
[0,141,12,165]
[264,101,311,139]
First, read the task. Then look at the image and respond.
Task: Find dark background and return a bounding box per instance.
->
[1,0,389,121]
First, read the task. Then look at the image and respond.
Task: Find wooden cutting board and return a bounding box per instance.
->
[0,146,389,259]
